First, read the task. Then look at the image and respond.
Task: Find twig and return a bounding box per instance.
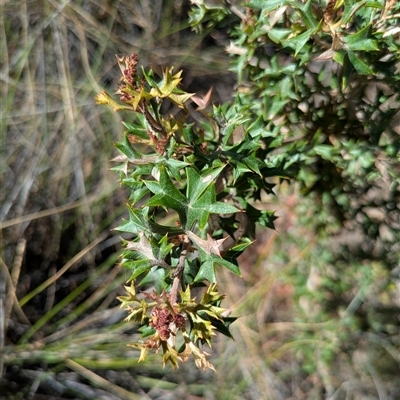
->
[170,235,190,304]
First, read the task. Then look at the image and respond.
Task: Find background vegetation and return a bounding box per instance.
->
[1,0,399,399]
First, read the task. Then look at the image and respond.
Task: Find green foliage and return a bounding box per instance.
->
[97,54,281,370]
[187,0,400,393]
[190,0,400,263]
[97,0,400,378]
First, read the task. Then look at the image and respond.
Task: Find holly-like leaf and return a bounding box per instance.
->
[115,205,183,236]
[115,134,140,160]
[162,343,182,369]
[181,331,216,371]
[186,166,223,203]
[192,258,217,283]
[200,283,225,306]
[188,184,216,230]
[121,233,172,281]
[187,310,216,346]
[122,118,149,142]
[115,206,151,235]
[341,0,362,25]
[149,68,194,108]
[207,201,239,215]
[141,65,155,86]
[126,231,155,259]
[145,165,238,231]
[290,0,319,30]
[117,282,139,308]
[191,87,213,110]
[268,28,292,44]
[122,259,152,281]
[282,27,318,56]
[168,92,195,108]
[185,166,238,229]
[186,231,241,282]
[119,86,153,111]
[179,285,235,347]
[211,316,237,339]
[150,68,182,97]
[121,180,148,204]
[95,89,132,112]
[344,24,379,52]
[144,165,188,225]
[347,51,374,75]
[157,157,189,183]
[186,231,229,257]
[157,234,175,261]
[117,282,152,324]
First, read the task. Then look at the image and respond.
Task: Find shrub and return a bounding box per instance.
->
[96,53,280,370]
[97,0,400,378]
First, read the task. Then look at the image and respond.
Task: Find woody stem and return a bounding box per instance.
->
[170,235,190,304]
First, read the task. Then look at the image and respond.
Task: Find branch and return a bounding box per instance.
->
[170,235,190,304]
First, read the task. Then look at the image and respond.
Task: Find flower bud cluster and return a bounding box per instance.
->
[149,306,186,341]
[117,53,141,103]
[123,53,138,86]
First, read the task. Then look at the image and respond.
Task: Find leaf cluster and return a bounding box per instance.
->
[190,0,400,260]
[97,0,400,371]
[188,1,400,389]
[96,54,282,369]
